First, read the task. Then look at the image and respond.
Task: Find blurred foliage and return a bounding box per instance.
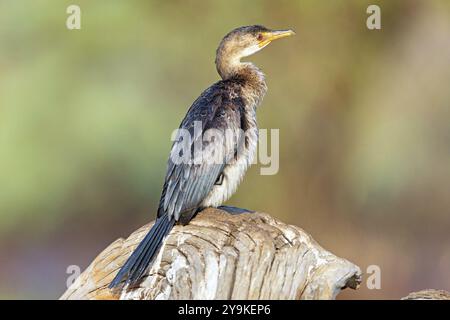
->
[0,0,450,299]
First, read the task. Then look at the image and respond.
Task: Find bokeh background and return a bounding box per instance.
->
[1,0,449,299]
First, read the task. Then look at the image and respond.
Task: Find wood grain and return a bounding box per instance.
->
[60,208,362,300]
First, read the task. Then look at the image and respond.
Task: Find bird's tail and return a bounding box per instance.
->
[109,214,175,288]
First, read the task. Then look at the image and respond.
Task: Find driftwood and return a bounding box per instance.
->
[402,289,450,300]
[61,208,362,300]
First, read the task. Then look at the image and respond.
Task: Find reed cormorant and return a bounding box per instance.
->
[110,25,294,288]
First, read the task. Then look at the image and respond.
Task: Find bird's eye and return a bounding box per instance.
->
[257,33,263,41]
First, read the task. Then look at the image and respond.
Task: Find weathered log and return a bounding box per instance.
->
[402,289,450,300]
[60,208,361,300]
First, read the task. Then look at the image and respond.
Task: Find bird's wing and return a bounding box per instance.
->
[157,89,242,222]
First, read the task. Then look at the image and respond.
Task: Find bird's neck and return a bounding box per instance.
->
[216,54,265,81]
[216,56,267,108]
[235,63,267,109]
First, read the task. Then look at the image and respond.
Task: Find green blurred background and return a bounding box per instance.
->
[1,0,449,299]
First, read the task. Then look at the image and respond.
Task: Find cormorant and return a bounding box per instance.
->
[109,25,294,288]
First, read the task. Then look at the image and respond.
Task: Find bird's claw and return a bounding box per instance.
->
[217,205,254,215]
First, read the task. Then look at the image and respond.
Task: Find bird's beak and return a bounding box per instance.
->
[258,29,295,48]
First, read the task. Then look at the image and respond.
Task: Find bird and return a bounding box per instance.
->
[109,25,294,289]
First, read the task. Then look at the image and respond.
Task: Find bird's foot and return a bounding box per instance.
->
[217,205,254,215]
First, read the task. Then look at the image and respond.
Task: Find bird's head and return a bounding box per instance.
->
[216,25,295,78]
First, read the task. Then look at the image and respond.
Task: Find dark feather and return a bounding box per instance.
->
[109,214,175,288]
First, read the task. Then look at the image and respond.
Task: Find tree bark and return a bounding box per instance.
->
[60,208,361,300]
